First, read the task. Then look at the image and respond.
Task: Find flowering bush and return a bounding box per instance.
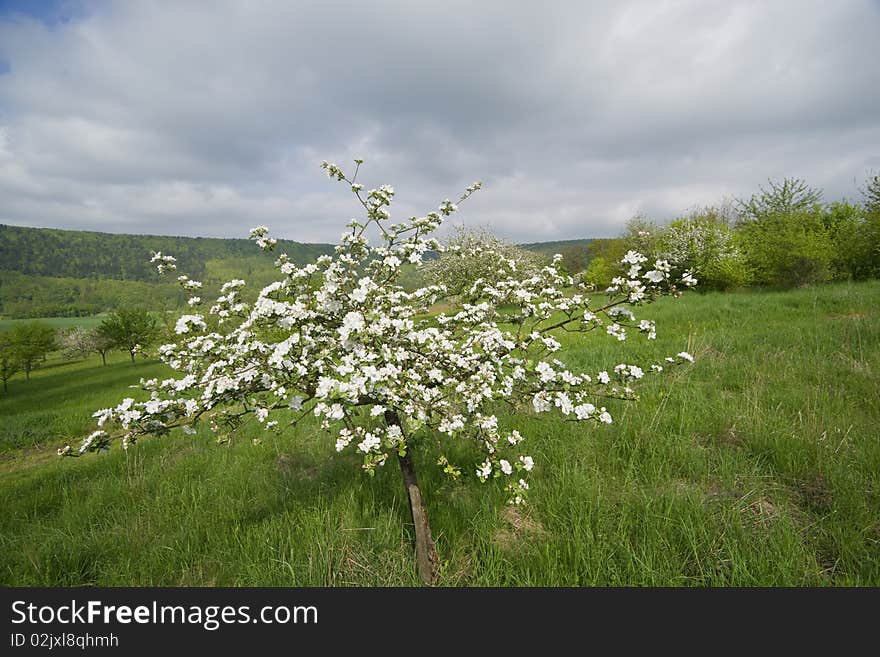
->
[422,225,547,299]
[61,159,697,583]
[657,209,751,291]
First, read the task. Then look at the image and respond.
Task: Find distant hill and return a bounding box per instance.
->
[0,224,334,282]
[518,238,593,255]
[0,225,597,318]
[519,238,594,273]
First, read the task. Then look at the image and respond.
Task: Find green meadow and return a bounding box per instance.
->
[0,315,107,333]
[1,282,878,585]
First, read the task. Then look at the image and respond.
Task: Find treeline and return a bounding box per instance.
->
[580,175,880,291]
[0,309,168,391]
[0,224,333,282]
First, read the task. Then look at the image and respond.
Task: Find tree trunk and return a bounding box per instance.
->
[130,350,135,364]
[397,451,440,585]
[386,411,440,585]
[100,351,107,366]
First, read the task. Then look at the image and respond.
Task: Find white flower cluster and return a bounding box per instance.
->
[65,160,696,505]
[176,275,204,305]
[150,251,177,274]
[249,225,277,252]
[606,253,696,303]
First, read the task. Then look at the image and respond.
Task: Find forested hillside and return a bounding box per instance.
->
[519,238,593,272]
[0,271,185,318]
[0,224,334,281]
[0,225,337,317]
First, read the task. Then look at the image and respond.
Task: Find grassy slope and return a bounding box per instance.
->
[0,282,878,585]
[0,315,107,332]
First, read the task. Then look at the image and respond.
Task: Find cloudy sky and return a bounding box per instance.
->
[0,0,878,244]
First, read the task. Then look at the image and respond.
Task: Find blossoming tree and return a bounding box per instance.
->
[422,224,547,298]
[61,160,696,584]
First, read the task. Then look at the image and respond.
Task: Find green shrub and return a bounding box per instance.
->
[581,256,616,289]
[700,256,753,290]
[736,209,835,288]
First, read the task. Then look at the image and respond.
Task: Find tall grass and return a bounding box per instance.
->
[1,282,878,585]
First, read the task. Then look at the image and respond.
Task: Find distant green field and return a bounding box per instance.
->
[0,315,106,332]
[1,282,878,585]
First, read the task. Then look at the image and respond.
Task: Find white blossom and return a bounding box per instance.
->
[477,460,493,480]
[532,392,552,413]
[175,315,206,335]
[358,432,381,453]
[622,250,648,265]
[574,403,596,420]
[69,158,695,509]
[535,361,556,383]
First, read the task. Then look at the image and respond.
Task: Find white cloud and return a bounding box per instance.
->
[0,0,877,243]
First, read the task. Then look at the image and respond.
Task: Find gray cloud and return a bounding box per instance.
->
[0,0,878,243]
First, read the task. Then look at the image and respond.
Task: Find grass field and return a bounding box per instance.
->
[0,315,107,332]
[1,282,878,585]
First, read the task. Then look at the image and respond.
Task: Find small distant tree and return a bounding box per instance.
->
[0,333,21,392]
[737,177,823,222]
[862,171,880,215]
[92,329,115,366]
[9,321,56,380]
[621,215,662,262]
[59,325,115,365]
[98,309,158,364]
[422,225,546,299]
[734,178,833,287]
[62,159,697,585]
[59,326,97,361]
